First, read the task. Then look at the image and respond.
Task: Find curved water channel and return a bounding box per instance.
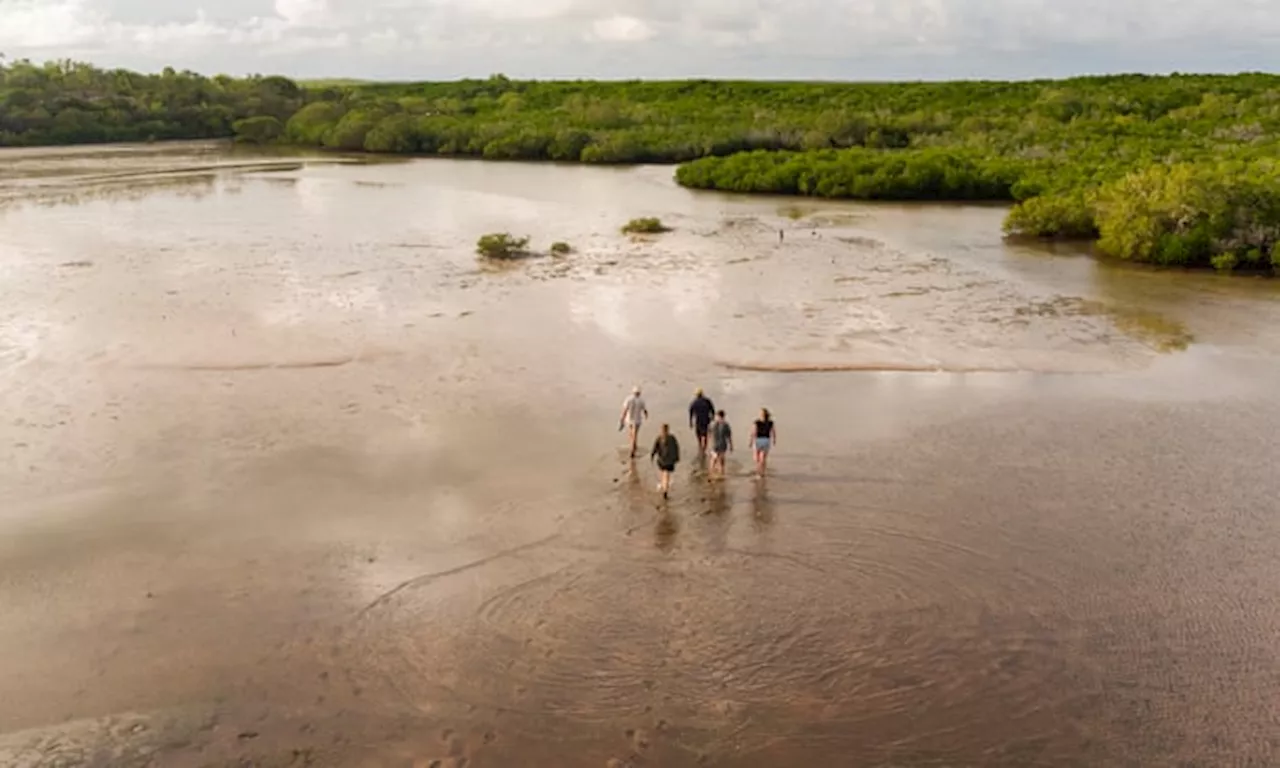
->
[1,143,1277,767]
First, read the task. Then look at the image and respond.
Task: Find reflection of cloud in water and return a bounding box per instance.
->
[0,315,54,368]
[565,248,725,349]
[401,183,546,238]
[865,370,989,393]
[256,276,305,328]
[568,282,632,342]
[292,176,335,221]
[255,269,392,331]
[324,283,389,319]
[344,490,483,607]
[661,259,721,327]
[716,375,753,395]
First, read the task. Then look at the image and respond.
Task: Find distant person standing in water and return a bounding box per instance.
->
[619,386,648,458]
[650,424,681,499]
[688,388,716,453]
[750,408,777,477]
[710,410,733,479]
[779,229,785,243]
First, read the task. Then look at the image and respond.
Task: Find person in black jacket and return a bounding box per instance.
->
[688,388,715,453]
[651,423,681,499]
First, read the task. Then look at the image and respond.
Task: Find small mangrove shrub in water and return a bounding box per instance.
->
[621,217,671,235]
[476,233,531,260]
[550,241,573,255]
[1003,191,1099,239]
[1211,252,1239,272]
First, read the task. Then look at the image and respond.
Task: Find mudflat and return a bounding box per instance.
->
[1,143,1277,767]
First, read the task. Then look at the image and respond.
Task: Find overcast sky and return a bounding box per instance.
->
[1,0,1278,80]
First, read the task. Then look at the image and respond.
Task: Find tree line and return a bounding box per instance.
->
[0,58,303,145]
[3,58,1279,272]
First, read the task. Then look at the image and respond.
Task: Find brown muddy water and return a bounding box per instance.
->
[1,142,1278,767]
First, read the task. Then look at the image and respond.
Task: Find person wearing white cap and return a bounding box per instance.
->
[619,385,648,458]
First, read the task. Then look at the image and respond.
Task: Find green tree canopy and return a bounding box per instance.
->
[0,58,304,145]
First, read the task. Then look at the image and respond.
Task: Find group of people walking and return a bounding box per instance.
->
[619,386,777,499]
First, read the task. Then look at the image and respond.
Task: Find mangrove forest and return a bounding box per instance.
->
[3,58,1280,272]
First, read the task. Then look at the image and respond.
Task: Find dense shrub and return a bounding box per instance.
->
[283,102,345,145]
[364,114,420,153]
[1005,192,1100,239]
[1211,252,1239,271]
[476,233,531,260]
[0,59,304,146]
[232,116,283,144]
[1091,161,1280,269]
[621,217,671,234]
[675,148,1023,201]
[323,106,396,151]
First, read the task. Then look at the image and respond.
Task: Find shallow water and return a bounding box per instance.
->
[1,143,1278,767]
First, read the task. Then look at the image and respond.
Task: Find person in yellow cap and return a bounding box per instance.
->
[687,387,716,453]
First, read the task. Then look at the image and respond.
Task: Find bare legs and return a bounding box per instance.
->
[627,424,640,458]
[754,443,770,476]
[657,468,672,498]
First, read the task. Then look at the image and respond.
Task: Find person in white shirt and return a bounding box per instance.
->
[619,386,648,458]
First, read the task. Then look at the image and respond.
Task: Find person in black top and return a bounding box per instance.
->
[750,408,777,477]
[650,423,681,499]
[688,388,716,453]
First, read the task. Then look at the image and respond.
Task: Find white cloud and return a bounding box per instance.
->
[589,15,655,43]
[1,0,1279,79]
[128,10,224,48]
[271,30,351,52]
[360,27,403,52]
[0,0,359,59]
[460,0,578,22]
[273,0,332,27]
[0,0,111,48]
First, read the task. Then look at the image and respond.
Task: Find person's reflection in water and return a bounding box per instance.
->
[699,480,733,553]
[751,477,775,530]
[616,456,640,496]
[705,480,731,517]
[618,457,650,526]
[689,450,707,484]
[654,508,679,552]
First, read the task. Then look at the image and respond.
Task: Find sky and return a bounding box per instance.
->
[0,0,1278,81]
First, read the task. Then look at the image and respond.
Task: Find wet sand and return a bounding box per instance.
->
[1,143,1278,767]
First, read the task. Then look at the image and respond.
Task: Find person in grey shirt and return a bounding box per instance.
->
[709,410,733,479]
